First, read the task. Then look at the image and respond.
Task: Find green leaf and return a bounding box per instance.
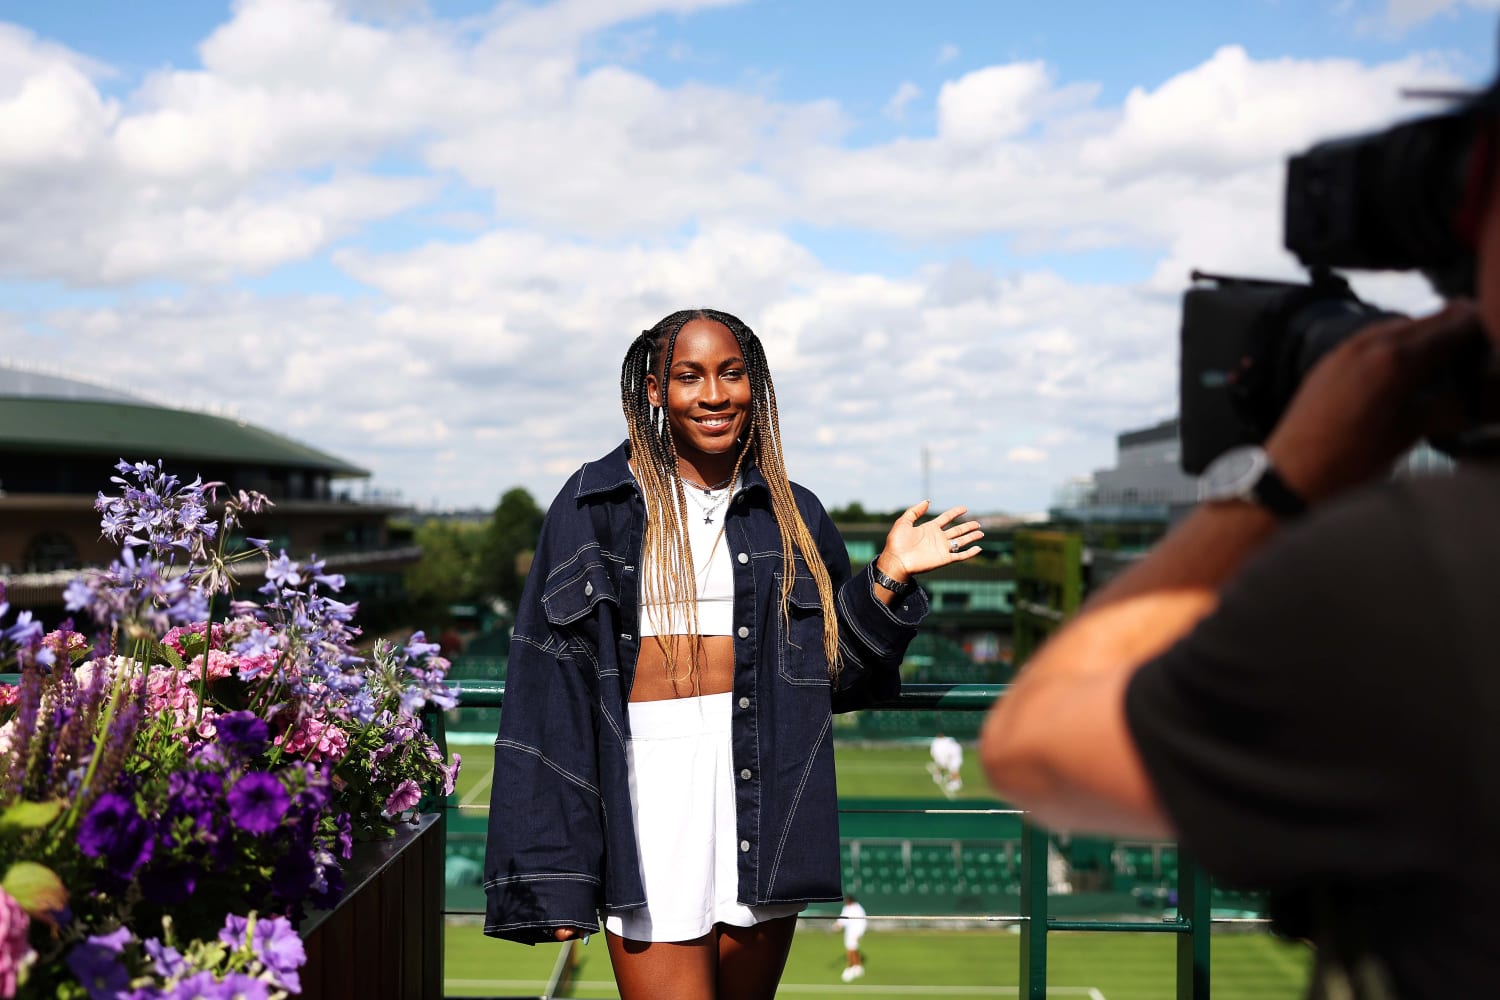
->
[161,645,186,670]
[0,799,64,830]
[2,861,68,921]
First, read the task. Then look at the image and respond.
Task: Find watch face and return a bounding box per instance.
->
[1198,446,1267,502]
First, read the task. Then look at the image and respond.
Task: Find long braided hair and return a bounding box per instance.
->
[621,308,841,688]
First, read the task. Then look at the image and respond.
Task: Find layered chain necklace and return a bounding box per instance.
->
[681,472,736,525]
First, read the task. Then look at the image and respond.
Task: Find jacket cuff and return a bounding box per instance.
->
[484,875,600,945]
[839,562,929,656]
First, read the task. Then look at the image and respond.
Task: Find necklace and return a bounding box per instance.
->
[683,475,736,524]
[680,471,734,495]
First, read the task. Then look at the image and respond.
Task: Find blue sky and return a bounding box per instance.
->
[1,0,1498,513]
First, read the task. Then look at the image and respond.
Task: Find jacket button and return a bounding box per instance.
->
[735,494,745,504]
[738,697,750,709]
[737,626,749,639]
[584,582,593,597]
[737,552,748,564]
[740,769,752,780]
[740,840,750,852]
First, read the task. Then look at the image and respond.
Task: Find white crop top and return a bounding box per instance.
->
[638,498,737,637]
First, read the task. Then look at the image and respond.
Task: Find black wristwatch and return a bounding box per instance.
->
[870,563,916,598]
[1197,445,1307,519]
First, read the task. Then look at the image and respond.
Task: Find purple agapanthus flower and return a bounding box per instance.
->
[226,772,290,836]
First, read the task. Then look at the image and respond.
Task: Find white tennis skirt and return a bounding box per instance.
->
[603,691,804,942]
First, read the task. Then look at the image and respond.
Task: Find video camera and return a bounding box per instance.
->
[1179,95,1496,474]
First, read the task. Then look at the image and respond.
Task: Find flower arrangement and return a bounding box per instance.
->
[0,460,460,998]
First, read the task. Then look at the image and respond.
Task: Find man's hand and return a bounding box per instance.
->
[1267,300,1487,504]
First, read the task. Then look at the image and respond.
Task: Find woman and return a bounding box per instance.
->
[484,308,981,998]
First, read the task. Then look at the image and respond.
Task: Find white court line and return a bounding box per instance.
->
[459,766,493,807]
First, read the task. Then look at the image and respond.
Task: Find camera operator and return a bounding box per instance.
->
[979,76,1500,996]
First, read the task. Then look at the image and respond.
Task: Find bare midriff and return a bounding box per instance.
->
[630,634,736,702]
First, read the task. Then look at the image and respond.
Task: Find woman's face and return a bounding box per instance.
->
[647,318,752,469]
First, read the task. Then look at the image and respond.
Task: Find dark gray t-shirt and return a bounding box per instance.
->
[1125,462,1500,996]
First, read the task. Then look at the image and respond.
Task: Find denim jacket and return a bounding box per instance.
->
[482,441,929,944]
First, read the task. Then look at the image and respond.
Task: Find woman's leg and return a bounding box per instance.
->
[606,930,718,1000]
[715,915,798,1000]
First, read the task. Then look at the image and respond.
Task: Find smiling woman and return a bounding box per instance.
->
[482,307,985,999]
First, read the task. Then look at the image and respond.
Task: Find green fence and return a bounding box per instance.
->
[434,680,1249,1000]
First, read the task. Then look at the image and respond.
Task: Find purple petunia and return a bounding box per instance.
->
[77,792,154,878]
[383,779,422,819]
[251,915,305,992]
[226,772,290,836]
[214,711,269,756]
[67,927,132,1000]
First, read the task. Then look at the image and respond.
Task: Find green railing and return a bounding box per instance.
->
[432,680,1242,1000]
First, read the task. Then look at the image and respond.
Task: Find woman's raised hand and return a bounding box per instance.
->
[879,500,984,579]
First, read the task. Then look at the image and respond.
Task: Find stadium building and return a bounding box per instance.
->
[0,364,418,621]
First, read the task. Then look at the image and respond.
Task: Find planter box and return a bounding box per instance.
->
[298,812,445,999]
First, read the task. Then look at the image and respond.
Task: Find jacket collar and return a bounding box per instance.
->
[576,440,770,500]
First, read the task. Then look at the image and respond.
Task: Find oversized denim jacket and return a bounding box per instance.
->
[482,442,929,944]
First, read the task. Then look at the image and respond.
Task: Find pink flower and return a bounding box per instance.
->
[382,780,422,819]
[0,686,15,709]
[275,716,349,764]
[0,887,34,998]
[187,649,238,680]
[442,754,462,797]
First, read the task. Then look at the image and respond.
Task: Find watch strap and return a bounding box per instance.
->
[870,563,916,598]
[1253,465,1308,519]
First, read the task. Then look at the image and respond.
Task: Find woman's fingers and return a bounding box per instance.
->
[553,928,578,942]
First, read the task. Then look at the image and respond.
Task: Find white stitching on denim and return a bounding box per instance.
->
[484,871,600,888]
[494,739,601,797]
[764,713,831,899]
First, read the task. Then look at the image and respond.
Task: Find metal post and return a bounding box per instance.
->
[1019,817,1049,999]
[1175,850,1212,999]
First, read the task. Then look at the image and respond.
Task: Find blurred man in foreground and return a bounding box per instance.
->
[980,79,1500,997]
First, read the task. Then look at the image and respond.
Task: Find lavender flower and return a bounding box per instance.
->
[226,772,290,836]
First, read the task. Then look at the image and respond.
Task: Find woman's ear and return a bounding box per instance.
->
[646,372,662,408]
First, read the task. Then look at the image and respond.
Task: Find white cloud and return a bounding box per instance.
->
[884,81,921,121]
[0,1,1486,513]
[1382,0,1500,31]
[937,62,1052,145]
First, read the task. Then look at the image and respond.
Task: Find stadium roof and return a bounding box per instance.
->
[0,367,367,477]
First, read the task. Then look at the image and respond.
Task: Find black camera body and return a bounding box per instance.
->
[1179,99,1492,474]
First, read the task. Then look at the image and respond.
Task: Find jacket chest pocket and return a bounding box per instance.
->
[542,560,621,627]
[774,569,831,687]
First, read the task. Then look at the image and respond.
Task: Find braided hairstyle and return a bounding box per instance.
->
[621,308,841,688]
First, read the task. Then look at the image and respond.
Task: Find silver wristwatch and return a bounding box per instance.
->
[1197,445,1307,519]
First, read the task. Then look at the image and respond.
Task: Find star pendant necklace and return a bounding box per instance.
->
[683,474,735,525]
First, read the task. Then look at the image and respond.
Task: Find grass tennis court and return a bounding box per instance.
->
[447,738,1310,995]
[449,737,996,805]
[443,922,1312,998]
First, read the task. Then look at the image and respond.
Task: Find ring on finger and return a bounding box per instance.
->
[949,538,962,553]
